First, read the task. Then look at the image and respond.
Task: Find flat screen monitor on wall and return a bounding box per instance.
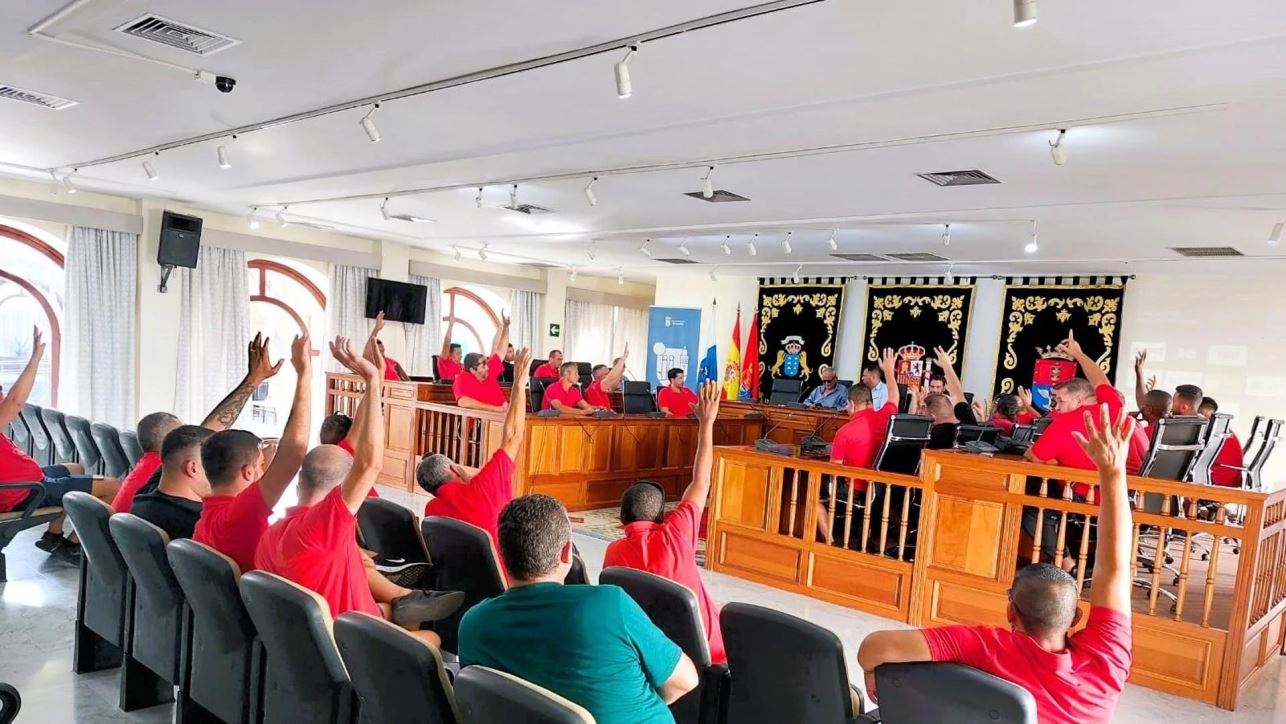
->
[365,277,428,324]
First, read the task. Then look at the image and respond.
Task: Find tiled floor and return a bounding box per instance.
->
[2,487,1283,723]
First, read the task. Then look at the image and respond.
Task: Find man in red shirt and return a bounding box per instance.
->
[604,381,726,663]
[823,349,899,546]
[532,349,563,379]
[657,368,699,417]
[585,343,628,409]
[1197,397,1247,487]
[543,362,605,416]
[0,328,119,560]
[453,313,511,411]
[255,336,461,637]
[419,348,531,550]
[859,405,1135,724]
[436,319,464,381]
[319,411,379,498]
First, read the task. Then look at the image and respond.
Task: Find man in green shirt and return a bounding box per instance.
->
[459,494,697,724]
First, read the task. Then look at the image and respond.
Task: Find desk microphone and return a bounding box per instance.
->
[753,410,797,456]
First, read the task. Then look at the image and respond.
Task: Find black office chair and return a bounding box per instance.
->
[530,358,547,376]
[239,571,359,724]
[0,683,19,724]
[20,404,51,465]
[108,513,182,711]
[1138,416,1208,482]
[62,493,128,676]
[0,480,62,583]
[7,408,32,456]
[357,497,433,588]
[721,603,865,724]
[1243,415,1265,455]
[40,407,77,464]
[1186,414,1233,487]
[622,380,661,415]
[873,415,933,475]
[1031,415,1054,438]
[564,554,591,585]
[422,516,507,654]
[837,379,854,390]
[167,539,262,724]
[768,378,804,406]
[90,422,130,479]
[334,612,460,724]
[1219,418,1282,492]
[118,430,144,468]
[955,424,1000,447]
[454,666,594,724]
[531,377,556,414]
[859,662,1037,724]
[65,415,103,476]
[431,354,444,381]
[601,567,728,724]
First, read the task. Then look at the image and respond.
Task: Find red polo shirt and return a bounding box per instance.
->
[193,484,274,574]
[383,357,402,381]
[542,381,584,411]
[585,380,611,408]
[437,356,463,381]
[255,487,380,618]
[830,402,897,491]
[424,449,514,550]
[452,354,506,406]
[1212,433,1245,487]
[335,439,378,498]
[603,500,726,664]
[1029,385,1140,498]
[0,436,44,512]
[658,386,698,417]
[532,362,560,379]
[113,451,163,513]
[922,607,1132,724]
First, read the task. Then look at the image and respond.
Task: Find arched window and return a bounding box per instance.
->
[442,286,503,356]
[242,259,327,434]
[0,224,64,406]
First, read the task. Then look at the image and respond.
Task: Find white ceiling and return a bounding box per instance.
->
[4,0,1286,279]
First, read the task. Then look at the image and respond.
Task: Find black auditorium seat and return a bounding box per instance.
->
[65,416,103,476]
[62,493,128,676]
[90,422,130,479]
[564,553,590,585]
[39,407,77,465]
[19,404,51,465]
[118,430,144,468]
[600,567,728,724]
[860,662,1036,724]
[454,666,594,724]
[721,602,866,724]
[108,513,181,711]
[7,407,32,457]
[422,516,507,654]
[239,571,359,724]
[0,479,61,583]
[334,611,460,724]
[357,497,434,588]
[166,539,263,724]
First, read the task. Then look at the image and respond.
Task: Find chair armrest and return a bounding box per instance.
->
[0,481,45,521]
[699,663,730,724]
[849,682,868,717]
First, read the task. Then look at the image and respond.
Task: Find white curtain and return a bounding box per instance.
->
[510,289,543,351]
[564,300,616,365]
[63,226,138,427]
[616,306,648,380]
[326,264,377,370]
[174,246,249,423]
[405,273,443,377]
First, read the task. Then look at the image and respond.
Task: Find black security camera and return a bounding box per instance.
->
[215,76,236,93]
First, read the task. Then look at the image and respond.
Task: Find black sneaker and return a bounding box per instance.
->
[53,541,82,566]
[378,562,434,589]
[34,531,65,553]
[390,590,465,626]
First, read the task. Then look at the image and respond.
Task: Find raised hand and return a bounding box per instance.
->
[1134,349,1147,373]
[1057,330,1083,359]
[878,347,897,379]
[622,341,630,358]
[513,347,533,387]
[291,333,312,375]
[932,345,952,369]
[694,380,721,425]
[30,326,45,362]
[248,332,285,383]
[501,311,511,329]
[372,310,386,337]
[1145,375,1156,392]
[1073,403,1135,472]
[331,336,380,380]
[1016,385,1034,412]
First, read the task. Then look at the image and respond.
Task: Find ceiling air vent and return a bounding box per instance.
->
[831,253,889,262]
[684,190,751,203]
[1170,246,1243,258]
[917,169,1000,187]
[887,252,950,262]
[506,203,554,215]
[114,14,241,56]
[656,258,699,265]
[0,85,77,110]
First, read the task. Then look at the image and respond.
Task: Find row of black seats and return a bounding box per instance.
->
[4,402,142,477]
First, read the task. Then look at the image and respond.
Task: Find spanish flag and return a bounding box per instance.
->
[723,306,742,400]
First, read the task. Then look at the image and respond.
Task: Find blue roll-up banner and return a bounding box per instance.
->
[646,306,702,392]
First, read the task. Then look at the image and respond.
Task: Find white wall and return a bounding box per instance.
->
[651,271,760,379]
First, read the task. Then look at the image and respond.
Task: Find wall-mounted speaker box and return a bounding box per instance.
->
[157,211,203,268]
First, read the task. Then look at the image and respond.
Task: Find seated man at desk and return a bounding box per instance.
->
[658,368,699,417]
[542,362,605,416]
[858,406,1134,724]
[533,349,564,379]
[860,361,889,410]
[585,343,629,408]
[452,313,511,411]
[804,365,848,409]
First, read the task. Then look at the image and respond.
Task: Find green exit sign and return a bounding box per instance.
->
[549,323,561,337]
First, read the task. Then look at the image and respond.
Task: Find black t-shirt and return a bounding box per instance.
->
[130,490,202,541]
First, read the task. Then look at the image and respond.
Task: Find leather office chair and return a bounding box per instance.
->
[622,380,660,415]
[531,376,556,414]
[90,422,130,479]
[954,424,1000,447]
[62,493,128,676]
[1139,416,1208,483]
[722,603,865,723]
[0,478,62,583]
[357,497,434,588]
[858,662,1037,723]
[66,415,103,476]
[1031,415,1054,438]
[873,415,933,475]
[0,683,18,724]
[1220,418,1282,492]
[40,407,77,465]
[19,404,51,465]
[334,612,460,724]
[118,430,144,468]
[422,516,507,653]
[108,513,182,711]
[1243,415,1265,455]
[1187,413,1233,487]
[239,570,359,724]
[7,408,32,456]
[454,666,594,724]
[601,567,728,724]
[768,378,804,406]
[167,539,262,724]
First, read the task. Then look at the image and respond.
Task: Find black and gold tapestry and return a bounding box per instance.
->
[862,277,975,378]
[991,277,1129,396]
[756,277,846,396]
